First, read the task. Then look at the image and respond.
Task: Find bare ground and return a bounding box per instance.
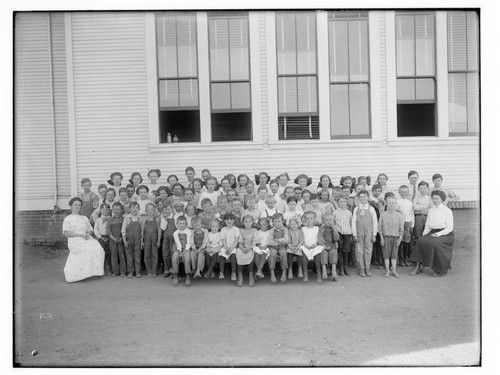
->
[14,244,480,367]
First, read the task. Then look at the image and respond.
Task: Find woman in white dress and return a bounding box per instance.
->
[62,197,105,282]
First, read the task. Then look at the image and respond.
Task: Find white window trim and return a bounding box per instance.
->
[436,11,450,138]
[369,11,382,141]
[385,11,398,141]
[266,11,279,143]
[249,12,263,143]
[317,11,330,141]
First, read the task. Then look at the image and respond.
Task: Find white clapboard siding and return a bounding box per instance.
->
[70,12,150,180]
[50,13,71,199]
[14,13,55,200]
[67,11,479,203]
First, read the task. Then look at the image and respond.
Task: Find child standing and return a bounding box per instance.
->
[218,213,239,281]
[236,174,250,199]
[129,172,143,191]
[287,217,304,279]
[109,202,126,277]
[255,171,270,195]
[121,201,143,278]
[267,213,289,283]
[260,194,278,226]
[184,204,197,229]
[256,187,269,212]
[318,214,340,281]
[310,194,325,225]
[351,190,378,277]
[370,184,385,269]
[136,185,153,217]
[199,198,217,230]
[300,211,325,282]
[396,185,415,267]
[146,169,162,199]
[253,218,271,279]
[108,172,124,198]
[316,174,334,197]
[191,217,209,278]
[333,197,353,276]
[230,198,244,229]
[276,172,291,196]
[283,197,303,227]
[413,181,432,239]
[94,203,112,276]
[204,219,222,279]
[406,170,419,202]
[142,202,161,277]
[172,216,194,285]
[379,196,404,278]
[160,204,176,277]
[79,178,99,219]
[97,184,108,206]
[184,166,196,188]
[242,195,261,227]
[376,173,392,197]
[236,215,257,287]
[197,177,221,210]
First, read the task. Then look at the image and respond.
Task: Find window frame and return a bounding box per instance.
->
[447,11,479,136]
[395,11,438,137]
[328,11,372,139]
[155,13,200,112]
[207,13,252,114]
[275,11,320,140]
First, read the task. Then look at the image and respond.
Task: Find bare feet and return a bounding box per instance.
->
[270,271,277,283]
[280,271,287,283]
[359,269,366,277]
[303,273,309,282]
[392,270,400,278]
[288,268,293,279]
[316,273,322,282]
[331,270,337,282]
[298,267,304,278]
[255,270,265,279]
[384,270,390,278]
[365,270,372,277]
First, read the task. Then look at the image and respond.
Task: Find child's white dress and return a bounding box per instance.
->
[300,226,324,260]
[253,230,270,259]
[62,214,105,283]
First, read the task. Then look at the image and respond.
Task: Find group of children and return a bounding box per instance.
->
[78,168,459,286]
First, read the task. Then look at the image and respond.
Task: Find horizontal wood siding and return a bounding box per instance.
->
[50,13,71,199]
[15,13,55,200]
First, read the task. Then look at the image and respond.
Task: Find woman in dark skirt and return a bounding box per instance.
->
[410,190,454,277]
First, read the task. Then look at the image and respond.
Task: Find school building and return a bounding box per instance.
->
[14,10,480,245]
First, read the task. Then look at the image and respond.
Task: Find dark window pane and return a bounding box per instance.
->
[278,77,298,113]
[278,116,319,140]
[211,82,231,110]
[397,78,415,101]
[397,103,435,136]
[415,78,435,100]
[231,82,250,109]
[212,112,252,141]
[349,83,370,135]
[330,84,349,136]
[159,110,200,143]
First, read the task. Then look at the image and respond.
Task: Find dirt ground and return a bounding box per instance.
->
[14,243,480,367]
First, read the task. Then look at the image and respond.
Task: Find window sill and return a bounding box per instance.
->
[149,141,265,152]
[386,136,479,146]
[267,138,382,149]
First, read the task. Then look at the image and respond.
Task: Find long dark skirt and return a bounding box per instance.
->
[410,231,454,274]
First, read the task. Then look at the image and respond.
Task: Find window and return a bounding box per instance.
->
[208,13,251,142]
[328,11,370,138]
[395,13,436,137]
[447,11,479,135]
[276,12,318,140]
[156,13,200,143]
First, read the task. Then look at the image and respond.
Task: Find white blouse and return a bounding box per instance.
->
[423,204,454,237]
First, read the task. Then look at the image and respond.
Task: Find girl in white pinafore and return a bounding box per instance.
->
[62,197,105,283]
